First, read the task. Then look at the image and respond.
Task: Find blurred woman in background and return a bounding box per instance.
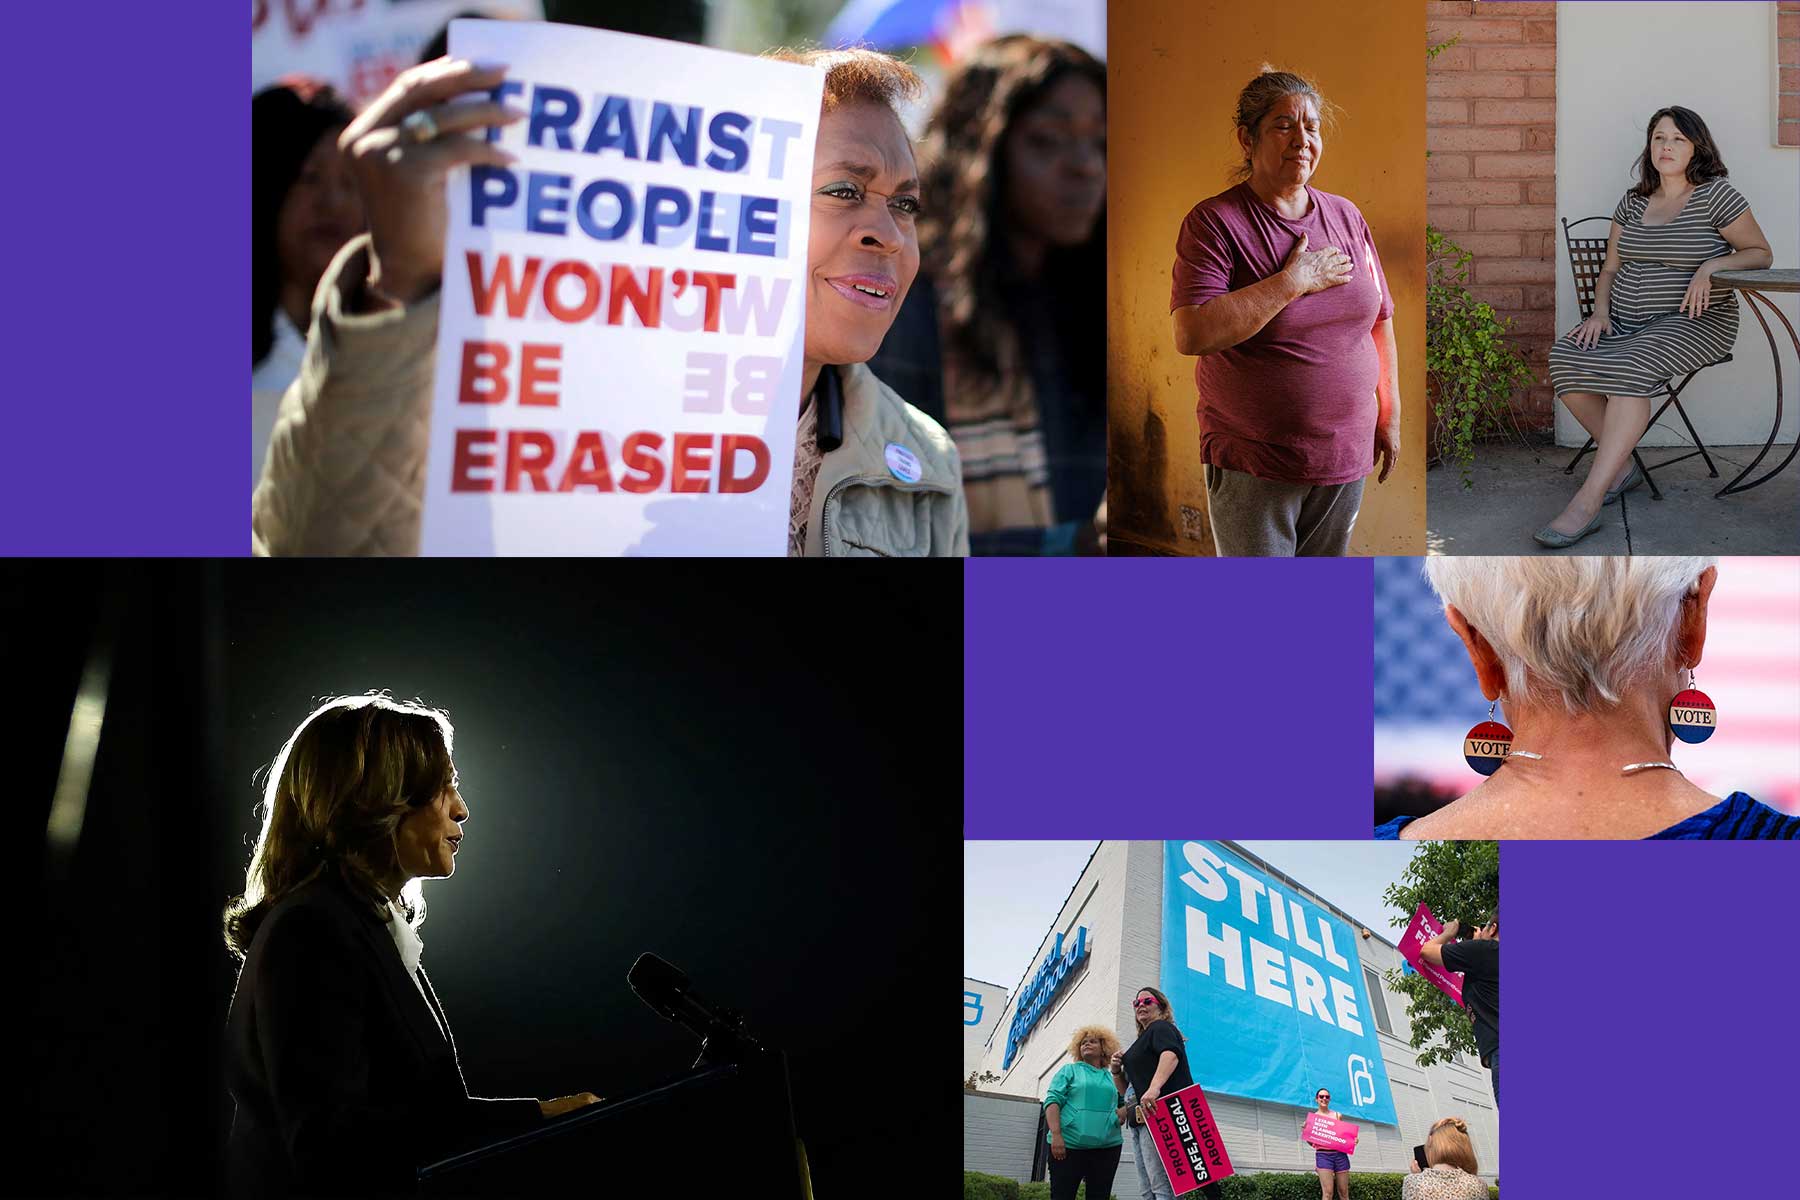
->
[872,36,1107,554]
[252,80,364,493]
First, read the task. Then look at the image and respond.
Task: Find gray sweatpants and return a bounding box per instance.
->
[1203,464,1364,557]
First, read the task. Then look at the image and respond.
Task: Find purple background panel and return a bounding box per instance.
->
[1504,840,1789,1195]
[4,9,243,555]
[964,558,1373,838]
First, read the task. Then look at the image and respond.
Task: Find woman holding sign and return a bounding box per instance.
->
[1305,1087,1351,1200]
[1112,986,1224,1200]
[252,48,968,556]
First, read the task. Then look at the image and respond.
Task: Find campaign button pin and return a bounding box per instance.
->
[884,442,921,483]
[1462,720,1513,776]
[1668,688,1717,744]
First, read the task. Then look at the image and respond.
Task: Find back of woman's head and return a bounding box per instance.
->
[1425,1116,1478,1174]
[222,693,456,960]
[252,79,356,366]
[1423,556,1717,712]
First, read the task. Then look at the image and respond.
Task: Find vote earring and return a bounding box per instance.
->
[1668,668,1718,744]
[1462,700,1513,776]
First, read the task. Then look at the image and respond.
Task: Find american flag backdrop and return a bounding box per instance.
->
[1374,556,1800,815]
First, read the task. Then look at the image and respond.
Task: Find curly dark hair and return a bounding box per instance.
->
[916,35,1105,401]
[1629,106,1729,197]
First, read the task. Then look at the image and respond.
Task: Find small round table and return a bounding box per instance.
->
[1709,268,1799,496]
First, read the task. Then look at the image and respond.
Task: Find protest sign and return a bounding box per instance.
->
[1160,842,1397,1125]
[1398,902,1465,1007]
[1146,1083,1234,1195]
[421,20,823,554]
[252,2,544,106]
[1303,1111,1360,1154]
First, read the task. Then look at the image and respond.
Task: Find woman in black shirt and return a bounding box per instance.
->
[1110,986,1223,1200]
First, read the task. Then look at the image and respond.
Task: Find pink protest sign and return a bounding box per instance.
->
[1146,1083,1234,1195]
[1399,903,1465,1007]
[1303,1112,1359,1154]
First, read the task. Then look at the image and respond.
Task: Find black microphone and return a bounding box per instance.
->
[627,953,763,1063]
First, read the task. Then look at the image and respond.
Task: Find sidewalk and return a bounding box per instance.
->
[1426,441,1799,555]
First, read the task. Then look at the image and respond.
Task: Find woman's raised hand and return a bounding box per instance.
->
[1281,232,1354,296]
[1567,312,1611,350]
[339,58,523,307]
[539,1091,602,1118]
[1108,1049,1125,1072]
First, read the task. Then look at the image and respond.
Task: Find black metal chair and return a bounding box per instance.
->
[1559,215,1730,499]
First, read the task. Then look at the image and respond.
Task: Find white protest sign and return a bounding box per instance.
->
[422,20,822,555]
[251,1,543,106]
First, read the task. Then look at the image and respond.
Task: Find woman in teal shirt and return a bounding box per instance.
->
[1044,1026,1124,1200]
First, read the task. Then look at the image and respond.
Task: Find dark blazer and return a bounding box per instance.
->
[224,872,540,1197]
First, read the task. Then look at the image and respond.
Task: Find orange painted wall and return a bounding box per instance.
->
[1108,0,1426,556]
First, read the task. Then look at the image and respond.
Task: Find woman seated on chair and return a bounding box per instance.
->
[1540,106,1771,549]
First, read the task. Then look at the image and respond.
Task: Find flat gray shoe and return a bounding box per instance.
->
[1533,508,1604,548]
[1602,461,1644,506]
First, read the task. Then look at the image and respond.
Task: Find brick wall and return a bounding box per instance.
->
[1782,2,1800,146]
[1426,0,1557,429]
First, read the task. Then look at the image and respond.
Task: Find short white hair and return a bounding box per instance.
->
[1422,556,1716,713]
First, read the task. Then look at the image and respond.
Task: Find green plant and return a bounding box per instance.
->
[963,1170,1021,1200]
[1425,227,1538,487]
[1215,1171,1496,1199]
[1017,1181,1114,1200]
[1382,839,1501,1065]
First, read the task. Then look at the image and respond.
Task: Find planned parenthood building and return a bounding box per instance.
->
[964,842,1498,1192]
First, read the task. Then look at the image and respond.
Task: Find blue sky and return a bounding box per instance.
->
[965,840,1425,993]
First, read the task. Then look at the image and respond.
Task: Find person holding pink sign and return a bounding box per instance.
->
[1304,1087,1352,1199]
[1112,986,1224,1200]
[1421,915,1499,1108]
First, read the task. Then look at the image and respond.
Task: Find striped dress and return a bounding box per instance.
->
[1549,177,1750,398]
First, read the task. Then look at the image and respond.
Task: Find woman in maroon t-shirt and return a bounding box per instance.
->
[1170,68,1399,557]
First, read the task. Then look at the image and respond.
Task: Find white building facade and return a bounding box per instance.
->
[965,976,1009,1081]
[965,841,1498,1194]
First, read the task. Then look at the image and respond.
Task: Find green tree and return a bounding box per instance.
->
[1380,840,1499,1067]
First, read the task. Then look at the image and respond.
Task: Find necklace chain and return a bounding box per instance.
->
[1503,750,1681,777]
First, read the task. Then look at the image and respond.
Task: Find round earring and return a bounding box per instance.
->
[1462,699,1514,776]
[1668,668,1718,744]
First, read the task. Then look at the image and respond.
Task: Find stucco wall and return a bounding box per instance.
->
[1555,1,1800,448]
[1107,0,1427,555]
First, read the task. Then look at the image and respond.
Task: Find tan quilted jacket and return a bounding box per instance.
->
[253,235,968,558]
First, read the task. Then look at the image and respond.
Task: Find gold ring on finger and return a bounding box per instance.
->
[400,108,441,144]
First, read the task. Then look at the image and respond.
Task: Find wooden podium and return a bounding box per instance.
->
[417,1053,809,1197]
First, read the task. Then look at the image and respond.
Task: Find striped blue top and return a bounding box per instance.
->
[1375,793,1797,840]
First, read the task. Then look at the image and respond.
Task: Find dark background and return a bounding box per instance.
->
[19,561,962,1195]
